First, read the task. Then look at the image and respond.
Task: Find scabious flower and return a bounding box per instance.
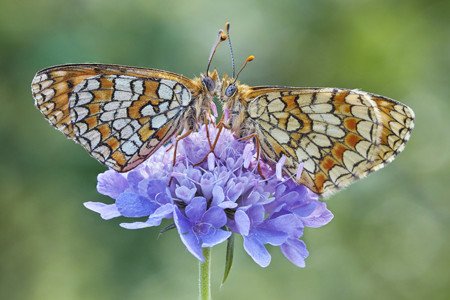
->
[85,125,333,267]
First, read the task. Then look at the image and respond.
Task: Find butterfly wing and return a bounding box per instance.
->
[31,64,201,172]
[244,87,414,197]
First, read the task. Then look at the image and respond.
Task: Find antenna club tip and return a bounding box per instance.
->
[247,55,255,62]
[225,22,230,31]
[219,31,228,41]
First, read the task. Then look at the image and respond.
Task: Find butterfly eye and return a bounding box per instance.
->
[225,84,237,97]
[202,77,215,92]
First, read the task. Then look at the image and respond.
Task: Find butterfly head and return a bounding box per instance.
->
[200,69,220,95]
[224,81,238,98]
[220,55,254,103]
[220,73,239,102]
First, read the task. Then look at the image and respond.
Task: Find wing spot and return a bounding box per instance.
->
[151,115,168,129]
[268,98,285,113]
[286,115,303,132]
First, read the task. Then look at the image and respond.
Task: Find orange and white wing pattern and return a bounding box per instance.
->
[31,64,201,172]
[368,94,415,172]
[245,88,414,197]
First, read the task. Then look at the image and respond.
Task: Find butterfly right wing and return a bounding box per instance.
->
[243,87,414,197]
[32,64,201,172]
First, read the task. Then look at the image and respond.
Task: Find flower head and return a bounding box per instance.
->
[85,125,333,267]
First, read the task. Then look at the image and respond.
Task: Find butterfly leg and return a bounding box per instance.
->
[237,133,264,177]
[254,137,265,179]
[168,129,194,186]
[172,129,193,166]
[210,121,226,153]
[203,114,214,150]
[193,120,229,166]
[165,144,174,152]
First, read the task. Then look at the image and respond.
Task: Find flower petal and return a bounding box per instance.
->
[247,205,265,225]
[173,207,204,261]
[277,191,300,207]
[241,191,260,206]
[175,185,197,203]
[295,163,304,181]
[202,206,227,228]
[254,225,288,246]
[302,202,334,228]
[291,202,317,217]
[280,239,309,268]
[83,202,121,220]
[265,214,302,236]
[185,166,202,183]
[154,189,172,205]
[120,221,154,230]
[243,235,271,267]
[234,210,250,236]
[276,155,286,181]
[116,192,157,217]
[215,169,231,186]
[226,182,244,202]
[211,185,225,206]
[218,201,238,209]
[185,197,207,222]
[96,170,128,198]
[126,169,145,189]
[200,172,215,200]
[201,229,231,247]
[146,179,169,199]
[242,144,254,169]
[150,203,174,219]
[207,152,215,171]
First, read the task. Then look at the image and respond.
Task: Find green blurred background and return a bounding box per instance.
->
[1,0,449,299]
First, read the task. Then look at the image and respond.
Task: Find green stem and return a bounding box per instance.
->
[199,247,211,300]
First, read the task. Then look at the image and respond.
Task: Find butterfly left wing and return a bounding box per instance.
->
[31,64,201,172]
[243,87,414,197]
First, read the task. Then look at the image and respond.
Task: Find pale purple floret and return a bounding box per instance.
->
[174,197,231,261]
[84,125,333,268]
[233,206,300,267]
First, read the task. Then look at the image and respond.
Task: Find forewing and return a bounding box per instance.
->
[31,64,199,172]
[246,88,414,197]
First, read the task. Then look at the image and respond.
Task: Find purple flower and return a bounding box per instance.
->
[85,125,334,268]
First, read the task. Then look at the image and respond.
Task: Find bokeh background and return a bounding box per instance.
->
[1,0,449,299]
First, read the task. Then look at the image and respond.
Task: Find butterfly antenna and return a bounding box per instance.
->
[225,22,236,78]
[206,29,227,76]
[232,55,255,84]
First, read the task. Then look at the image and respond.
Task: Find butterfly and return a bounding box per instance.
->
[31,30,227,172]
[32,22,415,198]
[218,25,415,197]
